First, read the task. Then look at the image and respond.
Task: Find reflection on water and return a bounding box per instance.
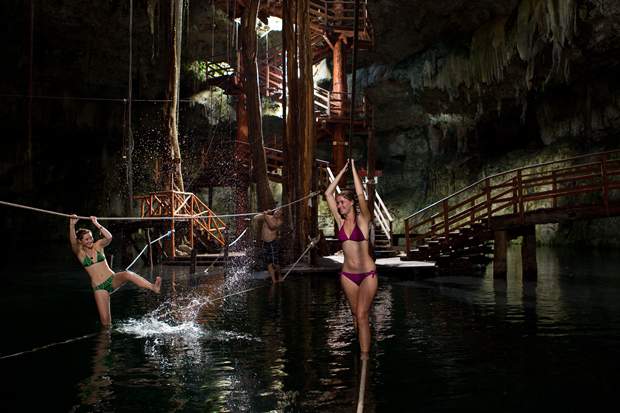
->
[3,245,620,411]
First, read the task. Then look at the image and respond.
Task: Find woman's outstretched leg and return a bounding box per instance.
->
[113,271,161,293]
[341,275,360,332]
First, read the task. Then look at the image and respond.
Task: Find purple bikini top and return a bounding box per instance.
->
[337,222,367,242]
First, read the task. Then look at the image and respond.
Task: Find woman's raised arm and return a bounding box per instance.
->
[69,214,80,254]
[91,216,113,248]
[351,159,371,220]
[324,161,349,223]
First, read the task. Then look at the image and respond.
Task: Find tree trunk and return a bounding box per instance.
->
[283,0,299,256]
[234,91,250,235]
[332,35,348,176]
[296,0,316,255]
[163,0,184,192]
[240,0,275,211]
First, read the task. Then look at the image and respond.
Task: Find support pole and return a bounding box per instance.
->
[493,230,508,279]
[521,225,537,281]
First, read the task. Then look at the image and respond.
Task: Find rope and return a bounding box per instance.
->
[0,191,321,222]
[356,358,368,413]
[203,227,249,274]
[281,235,320,281]
[195,190,321,218]
[124,230,174,271]
[0,93,203,103]
[0,332,99,361]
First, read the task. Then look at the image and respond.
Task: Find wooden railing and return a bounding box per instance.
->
[313,85,367,120]
[235,140,330,177]
[258,49,284,98]
[403,150,620,253]
[134,191,227,257]
[309,0,373,41]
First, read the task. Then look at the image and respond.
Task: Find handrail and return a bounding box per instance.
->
[403,150,620,253]
[234,140,331,167]
[404,149,620,221]
[135,190,228,257]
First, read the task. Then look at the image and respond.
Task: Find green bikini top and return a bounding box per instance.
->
[82,249,106,267]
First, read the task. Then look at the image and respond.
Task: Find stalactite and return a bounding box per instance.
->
[424,0,577,107]
[146,0,158,60]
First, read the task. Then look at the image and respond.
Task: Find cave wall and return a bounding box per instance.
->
[357,0,620,246]
[0,0,236,249]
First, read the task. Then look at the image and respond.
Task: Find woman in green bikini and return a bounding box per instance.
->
[69,215,161,326]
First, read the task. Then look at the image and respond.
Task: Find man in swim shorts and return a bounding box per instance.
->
[254,209,283,283]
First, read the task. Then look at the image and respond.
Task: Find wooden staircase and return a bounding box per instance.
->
[308,0,373,61]
[133,191,227,258]
[403,150,620,271]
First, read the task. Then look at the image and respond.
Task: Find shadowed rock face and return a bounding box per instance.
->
[366,0,520,64]
[2,0,620,246]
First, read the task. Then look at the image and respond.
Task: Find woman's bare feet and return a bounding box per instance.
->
[153,276,162,294]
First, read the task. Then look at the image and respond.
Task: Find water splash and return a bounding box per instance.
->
[117,294,211,338]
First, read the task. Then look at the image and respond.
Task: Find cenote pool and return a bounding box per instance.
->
[2,245,620,412]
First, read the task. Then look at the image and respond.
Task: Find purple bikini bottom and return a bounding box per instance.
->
[340,270,377,286]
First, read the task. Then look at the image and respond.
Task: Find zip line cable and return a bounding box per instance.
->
[0,190,320,221]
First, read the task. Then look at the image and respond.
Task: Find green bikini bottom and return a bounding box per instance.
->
[93,275,115,293]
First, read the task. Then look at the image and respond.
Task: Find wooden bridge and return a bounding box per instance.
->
[403,150,620,279]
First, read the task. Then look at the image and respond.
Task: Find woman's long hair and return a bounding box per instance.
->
[76,228,92,241]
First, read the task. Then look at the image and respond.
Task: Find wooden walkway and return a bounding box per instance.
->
[403,150,620,279]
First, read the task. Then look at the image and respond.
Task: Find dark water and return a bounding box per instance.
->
[2,246,620,412]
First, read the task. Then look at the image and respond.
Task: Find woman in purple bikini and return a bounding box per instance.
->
[325,159,377,359]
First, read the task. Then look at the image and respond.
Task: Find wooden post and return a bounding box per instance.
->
[297,0,317,256]
[332,34,348,174]
[601,154,609,215]
[442,200,449,236]
[552,170,557,208]
[485,178,492,227]
[517,170,524,224]
[366,105,376,220]
[163,0,185,192]
[521,225,537,281]
[493,230,508,279]
[512,176,518,214]
[404,220,411,255]
[147,228,154,273]
[240,0,275,211]
[283,0,299,259]
[170,193,176,257]
[189,195,195,250]
[190,248,197,275]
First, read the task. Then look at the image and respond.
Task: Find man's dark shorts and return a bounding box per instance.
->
[262,239,280,267]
